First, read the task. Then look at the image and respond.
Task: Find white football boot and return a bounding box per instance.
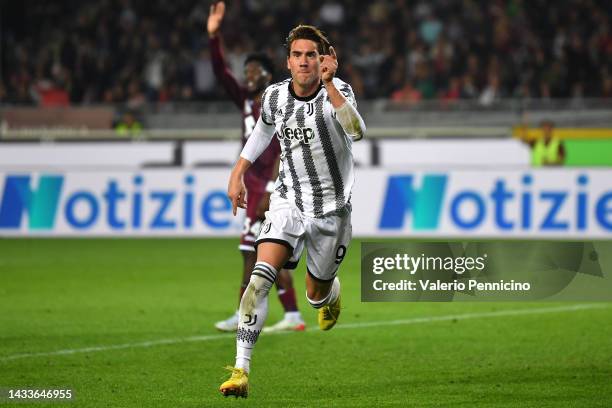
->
[214,311,239,332]
[263,312,306,333]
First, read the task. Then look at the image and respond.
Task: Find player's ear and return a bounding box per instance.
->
[286,57,291,71]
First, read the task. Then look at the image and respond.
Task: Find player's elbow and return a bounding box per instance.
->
[350,120,366,141]
[336,102,366,141]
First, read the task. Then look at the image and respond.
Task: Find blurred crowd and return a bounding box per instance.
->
[2,0,611,107]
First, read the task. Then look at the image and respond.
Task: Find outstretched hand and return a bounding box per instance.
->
[228,173,247,216]
[207,1,226,37]
[319,46,338,84]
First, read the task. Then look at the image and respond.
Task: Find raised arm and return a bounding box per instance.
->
[320,47,366,141]
[207,1,244,108]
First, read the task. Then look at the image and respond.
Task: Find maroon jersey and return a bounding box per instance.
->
[209,37,280,193]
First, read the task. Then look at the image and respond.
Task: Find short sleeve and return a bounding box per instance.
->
[336,79,357,108]
[260,86,273,125]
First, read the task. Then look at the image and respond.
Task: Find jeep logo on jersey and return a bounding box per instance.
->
[279,127,315,144]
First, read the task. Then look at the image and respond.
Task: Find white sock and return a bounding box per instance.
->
[327,277,340,305]
[284,311,302,321]
[235,347,251,373]
[306,277,340,309]
[235,262,277,373]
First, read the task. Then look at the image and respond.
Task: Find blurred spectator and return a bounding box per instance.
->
[391,80,422,104]
[522,120,566,167]
[461,74,478,99]
[440,76,462,103]
[479,74,502,106]
[420,12,443,45]
[1,0,611,105]
[114,111,143,137]
[126,79,146,110]
[0,82,7,103]
[319,2,345,26]
[194,49,216,99]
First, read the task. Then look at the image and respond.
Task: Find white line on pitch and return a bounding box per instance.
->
[1,303,607,362]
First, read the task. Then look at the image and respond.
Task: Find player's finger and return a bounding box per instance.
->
[329,46,337,59]
[231,197,238,216]
[210,3,214,16]
[218,1,225,15]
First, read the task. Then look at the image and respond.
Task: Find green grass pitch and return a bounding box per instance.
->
[1,238,611,407]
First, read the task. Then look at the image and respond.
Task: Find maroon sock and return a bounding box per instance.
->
[278,287,298,312]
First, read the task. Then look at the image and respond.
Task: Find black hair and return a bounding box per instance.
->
[285,24,331,56]
[244,53,274,76]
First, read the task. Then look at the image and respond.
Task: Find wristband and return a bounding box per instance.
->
[265,181,276,193]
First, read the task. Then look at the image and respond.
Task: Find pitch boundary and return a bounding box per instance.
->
[1,303,607,362]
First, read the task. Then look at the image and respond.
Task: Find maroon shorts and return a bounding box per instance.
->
[239,189,266,251]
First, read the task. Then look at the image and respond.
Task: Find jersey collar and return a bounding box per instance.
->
[288,80,323,102]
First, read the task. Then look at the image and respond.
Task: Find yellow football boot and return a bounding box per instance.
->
[219,367,248,398]
[318,293,341,331]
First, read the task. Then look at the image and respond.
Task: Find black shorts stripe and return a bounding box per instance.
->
[315,94,345,213]
[252,271,275,285]
[283,259,299,270]
[296,104,324,217]
[307,267,336,283]
[255,238,294,254]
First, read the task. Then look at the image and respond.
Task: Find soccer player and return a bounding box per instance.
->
[207,1,305,333]
[220,24,366,397]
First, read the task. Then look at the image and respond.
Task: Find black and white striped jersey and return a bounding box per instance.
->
[255,77,362,218]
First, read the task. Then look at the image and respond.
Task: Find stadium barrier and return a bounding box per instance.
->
[3,134,609,169]
[0,142,176,169]
[512,127,612,166]
[0,139,529,169]
[1,168,610,238]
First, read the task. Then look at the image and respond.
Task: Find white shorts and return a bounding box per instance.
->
[255,199,352,281]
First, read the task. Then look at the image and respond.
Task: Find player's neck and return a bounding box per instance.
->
[289,80,323,101]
